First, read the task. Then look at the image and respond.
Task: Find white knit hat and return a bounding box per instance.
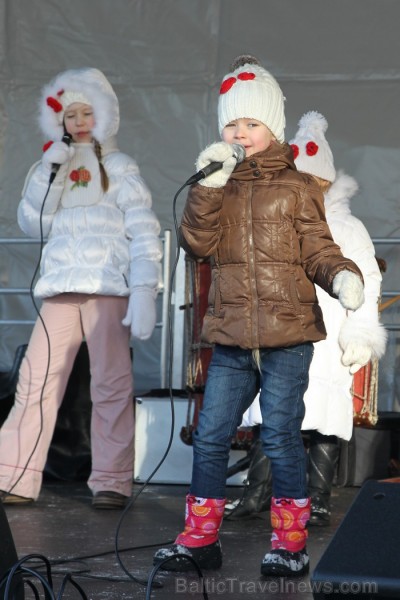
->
[289,111,336,182]
[218,55,286,143]
[39,68,120,143]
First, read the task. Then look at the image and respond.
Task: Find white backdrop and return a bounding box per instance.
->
[0,0,399,406]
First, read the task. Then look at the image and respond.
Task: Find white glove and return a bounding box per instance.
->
[195,141,238,188]
[341,341,372,374]
[332,270,364,311]
[122,289,157,341]
[42,141,75,175]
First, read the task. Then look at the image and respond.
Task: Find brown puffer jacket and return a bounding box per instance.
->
[180,142,363,349]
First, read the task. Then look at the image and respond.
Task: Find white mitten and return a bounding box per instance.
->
[42,141,75,175]
[332,270,364,311]
[341,341,372,374]
[195,141,238,188]
[122,289,157,341]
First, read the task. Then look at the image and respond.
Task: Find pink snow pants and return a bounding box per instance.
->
[0,293,134,500]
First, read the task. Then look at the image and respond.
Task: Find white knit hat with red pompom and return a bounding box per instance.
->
[289,111,336,183]
[39,68,120,144]
[218,55,286,143]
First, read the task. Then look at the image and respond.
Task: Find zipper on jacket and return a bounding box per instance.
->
[246,185,259,346]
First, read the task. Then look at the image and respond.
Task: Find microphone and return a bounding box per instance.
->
[49,132,72,183]
[185,143,246,186]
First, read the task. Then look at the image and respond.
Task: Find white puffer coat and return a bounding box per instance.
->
[242,171,387,440]
[17,68,162,300]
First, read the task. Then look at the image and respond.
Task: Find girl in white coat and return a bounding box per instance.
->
[239,111,387,524]
[0,68,162,509]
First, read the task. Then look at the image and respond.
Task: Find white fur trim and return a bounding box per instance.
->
[39,68,119,143]
[338,318,388,360]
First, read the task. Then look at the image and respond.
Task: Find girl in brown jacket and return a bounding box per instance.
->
[154,55,364,578]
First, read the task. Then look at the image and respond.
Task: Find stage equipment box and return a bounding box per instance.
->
[134,395,248,485]
[311,480,400,599]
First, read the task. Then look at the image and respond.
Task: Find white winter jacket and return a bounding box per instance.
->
[18,142,161,299]
[18,68,162,301]
[242,172,387,440]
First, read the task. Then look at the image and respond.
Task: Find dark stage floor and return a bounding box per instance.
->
[1,480,364,600]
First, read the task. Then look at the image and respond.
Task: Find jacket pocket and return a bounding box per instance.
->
[289,274,302,314]
[209,269,221,316]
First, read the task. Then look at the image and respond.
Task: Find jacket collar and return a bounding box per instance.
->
[230,141,296,181]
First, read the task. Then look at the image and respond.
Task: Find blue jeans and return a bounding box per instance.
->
[190,343,314,500]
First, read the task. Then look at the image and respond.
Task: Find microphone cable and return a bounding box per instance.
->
[112,177,190,591]
[5,133,72,496]
[4,178,54,498]
[36,177,205,595]
[114,146,244,595]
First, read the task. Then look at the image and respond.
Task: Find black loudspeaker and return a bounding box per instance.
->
[311,480,400,599]
[0,503,24,599]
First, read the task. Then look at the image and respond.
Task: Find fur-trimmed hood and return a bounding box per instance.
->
[38,68,120,144]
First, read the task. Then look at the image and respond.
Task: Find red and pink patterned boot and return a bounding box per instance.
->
[261,497,311,577]
[153,494,225,571]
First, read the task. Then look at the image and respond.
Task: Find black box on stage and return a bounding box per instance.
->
[311,480,400,598]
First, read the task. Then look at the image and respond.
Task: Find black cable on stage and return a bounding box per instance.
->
[0,553,89,600]
[146,555,209,600]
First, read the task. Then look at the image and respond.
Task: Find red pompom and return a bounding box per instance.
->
[306,141,319,156]
[290,144,299,160]
[237,72,256,81]
[220,77,236,94]
[42,140,53,153]
[46,96,63,113]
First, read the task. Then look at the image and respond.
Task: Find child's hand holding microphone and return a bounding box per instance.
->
[194,141,245,188]
[41,135,75,179]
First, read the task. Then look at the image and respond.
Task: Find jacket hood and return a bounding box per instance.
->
[38,68,120,144]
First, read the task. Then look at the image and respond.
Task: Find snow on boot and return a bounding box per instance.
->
[261,497,310,577]
[153,495,225,572]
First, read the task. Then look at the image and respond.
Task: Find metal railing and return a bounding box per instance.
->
[371,238,400,331]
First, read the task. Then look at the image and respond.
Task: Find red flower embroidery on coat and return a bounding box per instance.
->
[70,166,92,189]
[306,141,319,156]
[290,144,299,160]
